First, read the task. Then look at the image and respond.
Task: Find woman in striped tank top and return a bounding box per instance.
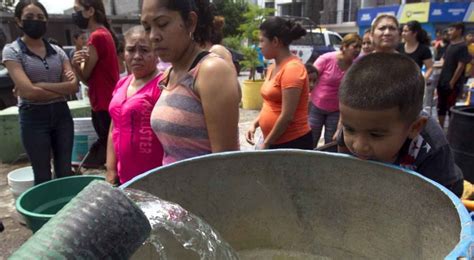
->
[141,0,240,165]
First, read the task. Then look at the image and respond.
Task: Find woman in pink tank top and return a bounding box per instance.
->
[142,0,240,165]
[106,26,164,185]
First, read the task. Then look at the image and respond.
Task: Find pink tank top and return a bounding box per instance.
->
[109,74,164,184]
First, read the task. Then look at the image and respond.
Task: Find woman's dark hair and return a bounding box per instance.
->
[78,0,118,47]
[210,16,225,45]
[405,20,430,46]
[14,0,48,20]
[158,0,215,45]
[259,16,306,46]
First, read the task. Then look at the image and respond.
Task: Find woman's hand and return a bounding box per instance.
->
[71,49,89,69]
[63,70,78,86]
[105,168,119,186]
[246,125,257,145]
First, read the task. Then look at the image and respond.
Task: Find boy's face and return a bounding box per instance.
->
[308,72,318,88]
[448,27,461,41]
[340,104,425,164]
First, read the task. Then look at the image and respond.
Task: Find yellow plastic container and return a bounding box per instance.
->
[241,80,264,110]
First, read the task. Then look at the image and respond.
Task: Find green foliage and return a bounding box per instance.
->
[237,4,274,81]
[0,0,15,12]
[240,46,260,73]
[222,36,243,51]
[213,0,248,37]
[238,4,274,45]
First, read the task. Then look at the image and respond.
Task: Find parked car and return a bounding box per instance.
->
[0,64,16,110]
[282,16,342,64]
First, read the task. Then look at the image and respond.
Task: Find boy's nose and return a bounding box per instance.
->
[352,137,371,157]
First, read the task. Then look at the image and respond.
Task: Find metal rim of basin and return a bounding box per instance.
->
[120,149,474,259]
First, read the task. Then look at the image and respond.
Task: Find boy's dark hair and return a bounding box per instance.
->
[260,16,306,46]
[448,22,465,36]
[304,63,317,75]
[73,30,86,40]
[339,53,424,123]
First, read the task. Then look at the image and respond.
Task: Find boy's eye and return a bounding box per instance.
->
[158,22,168,28]
[343,126,355,134]
[370,133,384,138]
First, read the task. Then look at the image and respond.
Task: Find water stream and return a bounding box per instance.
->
[124,188,239,260]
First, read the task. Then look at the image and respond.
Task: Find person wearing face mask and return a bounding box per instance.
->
[2,0,78,185]
[70,0,120,167]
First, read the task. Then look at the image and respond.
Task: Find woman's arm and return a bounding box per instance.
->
[246,112,261,145]
[196,57,240,152]
[36,60,79,95]
[423,58,434,82]
[71,44,99,84]
[261,88,301,149]
[4,60,63,101]
[105,122,119,185]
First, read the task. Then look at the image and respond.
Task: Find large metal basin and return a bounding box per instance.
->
[123,150,473,259]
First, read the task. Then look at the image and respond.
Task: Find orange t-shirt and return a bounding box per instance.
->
[259,56,311,144]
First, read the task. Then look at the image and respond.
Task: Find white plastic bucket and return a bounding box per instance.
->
[7,166,34,199]
[72,118,98,165]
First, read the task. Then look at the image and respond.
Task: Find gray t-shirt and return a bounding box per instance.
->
[338,115,463,188]
[2,38,68,105]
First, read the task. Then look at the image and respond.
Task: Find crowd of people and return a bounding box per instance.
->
[2,0,474,200]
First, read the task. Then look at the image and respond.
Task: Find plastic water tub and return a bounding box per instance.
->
[16,175,105,232]
[7,166,34,199]
[72,117,97,165]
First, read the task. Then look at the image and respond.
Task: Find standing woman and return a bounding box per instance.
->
[400,20,433,81]
[71,0,119,166]
[142,0,240,165]
[370,14,400,53]
[308,33,361,147]
[106,26,163,185]
[400,20,434,113]
[2,0,78,184]
[246,17,313,149]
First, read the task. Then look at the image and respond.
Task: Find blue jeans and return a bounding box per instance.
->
[19,102,74,185]
[308,103,340,147]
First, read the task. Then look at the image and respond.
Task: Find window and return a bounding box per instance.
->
[293,32,325,46]
[329,34,342,48]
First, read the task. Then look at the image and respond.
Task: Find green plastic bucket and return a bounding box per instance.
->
[16,175,105,232]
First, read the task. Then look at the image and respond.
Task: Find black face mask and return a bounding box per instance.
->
[20,20,47,39]
[72,10,89,29]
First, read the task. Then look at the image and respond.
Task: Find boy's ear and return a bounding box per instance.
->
[408,116,428,139]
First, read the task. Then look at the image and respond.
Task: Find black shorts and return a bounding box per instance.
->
[269,131,313,150]
[437,84,461,116]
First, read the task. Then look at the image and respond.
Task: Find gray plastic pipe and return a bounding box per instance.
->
[10,180,151,260]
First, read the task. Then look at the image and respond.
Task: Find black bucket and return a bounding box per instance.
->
[448,106,474,182]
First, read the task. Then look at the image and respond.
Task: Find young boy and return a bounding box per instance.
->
[337,53,464,197]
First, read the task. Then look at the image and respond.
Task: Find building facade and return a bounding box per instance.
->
[271,0,473,35]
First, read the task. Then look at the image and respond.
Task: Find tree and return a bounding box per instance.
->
[0,0,15,12]
[238,4,274,81]
[213,0,248,37]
